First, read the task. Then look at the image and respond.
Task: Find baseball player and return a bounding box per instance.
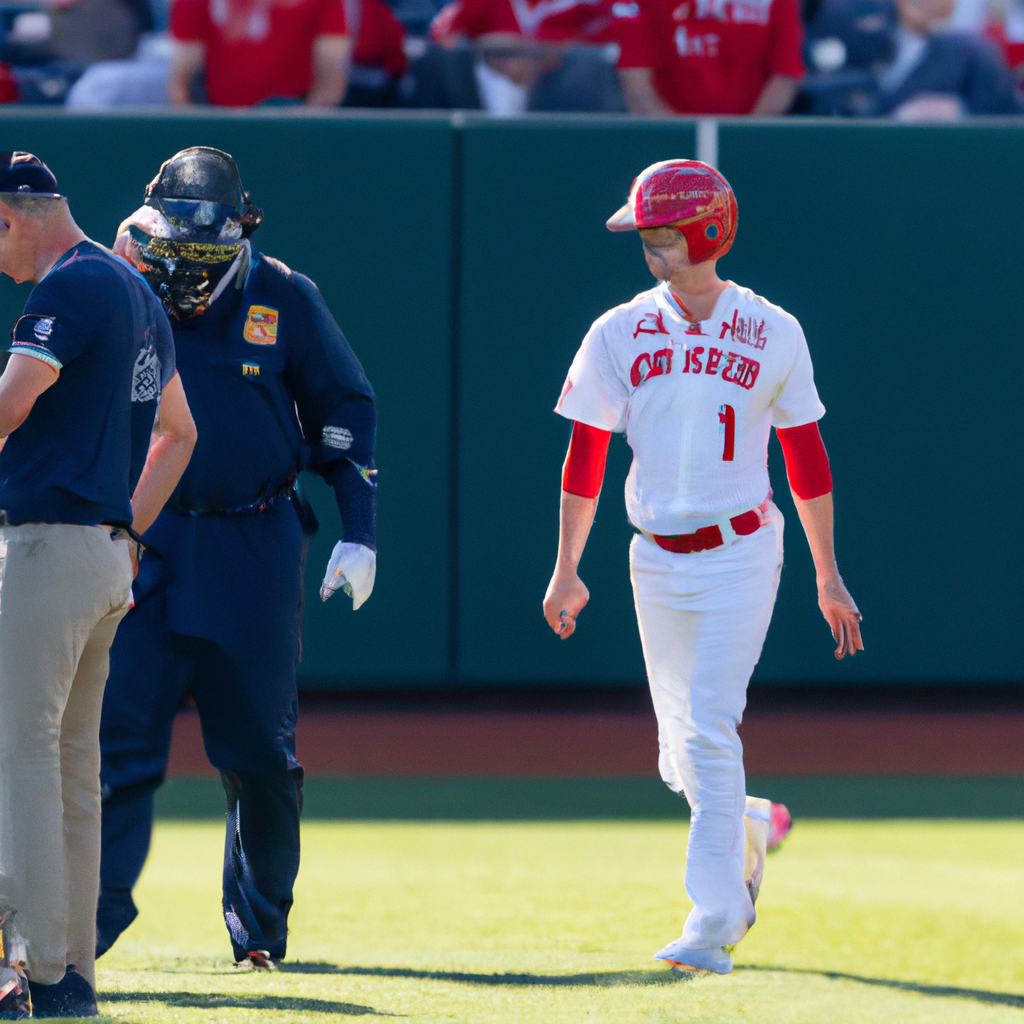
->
[542,159,862,974]
[95,148,377,970]
[0,151,192,1019]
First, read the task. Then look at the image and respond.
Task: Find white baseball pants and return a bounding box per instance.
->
[0,524,132,988]
[629,504,784,950]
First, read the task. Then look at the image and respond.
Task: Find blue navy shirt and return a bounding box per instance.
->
[167,252,374,515]
[0,240,175,526]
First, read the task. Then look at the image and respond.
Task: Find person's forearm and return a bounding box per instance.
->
[131,430,196,534]
[306,37,350,106]
[130,375,197,533]
[790,491,840,583]
[751,73,800,115]
[305,70,348,106]
[167,74,192,105]
[331,459,376,550]
[168,43,204,105]
[618,67,673,116]
[554,491,598,575]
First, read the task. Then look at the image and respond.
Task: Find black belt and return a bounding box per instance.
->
[172,476,298,519]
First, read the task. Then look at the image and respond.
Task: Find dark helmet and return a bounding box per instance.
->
[144,147,263,237]
[129,147,262,320]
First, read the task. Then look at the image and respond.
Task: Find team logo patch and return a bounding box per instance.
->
[33,317,54,342]
[244,305,278,345]
[132,342,161,402]
[242,362,260,377]
[323,426,353,451]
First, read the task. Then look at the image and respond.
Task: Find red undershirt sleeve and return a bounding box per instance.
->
[562,421,612,499]
[776,421,833,500]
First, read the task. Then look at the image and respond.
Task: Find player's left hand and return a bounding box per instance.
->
[817,575,863,659]
[321,541,376,609]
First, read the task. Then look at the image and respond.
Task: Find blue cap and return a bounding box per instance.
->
[0,152,61,197]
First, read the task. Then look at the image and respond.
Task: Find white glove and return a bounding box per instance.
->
[320,541,376,609]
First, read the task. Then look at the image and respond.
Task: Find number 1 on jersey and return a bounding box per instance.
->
[718,404,735,461]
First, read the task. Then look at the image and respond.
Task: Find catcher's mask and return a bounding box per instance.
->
[127,147,263,320]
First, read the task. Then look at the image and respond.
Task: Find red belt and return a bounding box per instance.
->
[648,503,769,554]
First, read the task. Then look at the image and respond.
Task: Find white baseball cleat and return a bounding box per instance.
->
[653,939,733,974]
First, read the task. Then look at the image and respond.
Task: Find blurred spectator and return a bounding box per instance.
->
[616,0,806,114]
[984,0,1024,81]
[167,0,351,106]
[802,0,1021,114]
[65,34,173,107]
[409,0,637,113]
[49,0,153,62]
[67,0,405,108]
[0,61,18,102]
[343,0,408,105]
[0,0,153,103]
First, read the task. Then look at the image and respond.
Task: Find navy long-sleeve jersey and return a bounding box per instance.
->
[166,251,375,517]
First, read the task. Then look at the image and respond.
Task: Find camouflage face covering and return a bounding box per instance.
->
[124,202,247,320]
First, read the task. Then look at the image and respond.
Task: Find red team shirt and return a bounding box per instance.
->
[170,0,347,106]
[618,0,804,114]
[432,0,638,45]
[350,0,407,76]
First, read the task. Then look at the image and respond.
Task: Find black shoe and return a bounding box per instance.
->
[27,966,96,1018]
[95,888,138,959]
[0,966,31,1019]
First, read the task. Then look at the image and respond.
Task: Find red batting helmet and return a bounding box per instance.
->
[606,159,737,265]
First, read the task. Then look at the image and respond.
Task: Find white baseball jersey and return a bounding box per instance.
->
[555,280,824,535]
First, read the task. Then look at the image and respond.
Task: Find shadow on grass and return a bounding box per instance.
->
[102,990,397,1015]
[737,965,1024,1009]
[279,961,1024,1005]
[279,962,684,987]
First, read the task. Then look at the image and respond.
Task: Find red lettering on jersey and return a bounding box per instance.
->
[633,310,669,339]
[720,309,738,339]
[630,352,653,387]
[723,355,760,389]
[718,403,735,461]
[631,347,673,387]
[705,347,723,375]
[721,309,768,349]
[683,346,704,373]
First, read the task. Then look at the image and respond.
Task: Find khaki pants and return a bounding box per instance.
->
[0,524,132,988]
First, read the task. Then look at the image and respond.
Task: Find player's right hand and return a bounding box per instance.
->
[542,570,590,639]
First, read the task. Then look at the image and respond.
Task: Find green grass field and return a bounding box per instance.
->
[96,819,1024,1023]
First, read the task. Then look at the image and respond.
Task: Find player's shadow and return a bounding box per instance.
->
[101,990,398,1015]
[279,962,684,986]
[281,962,1024,1003]
[736,965,1024,1009]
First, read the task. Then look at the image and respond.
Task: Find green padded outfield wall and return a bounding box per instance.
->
[0,112,1021,686]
